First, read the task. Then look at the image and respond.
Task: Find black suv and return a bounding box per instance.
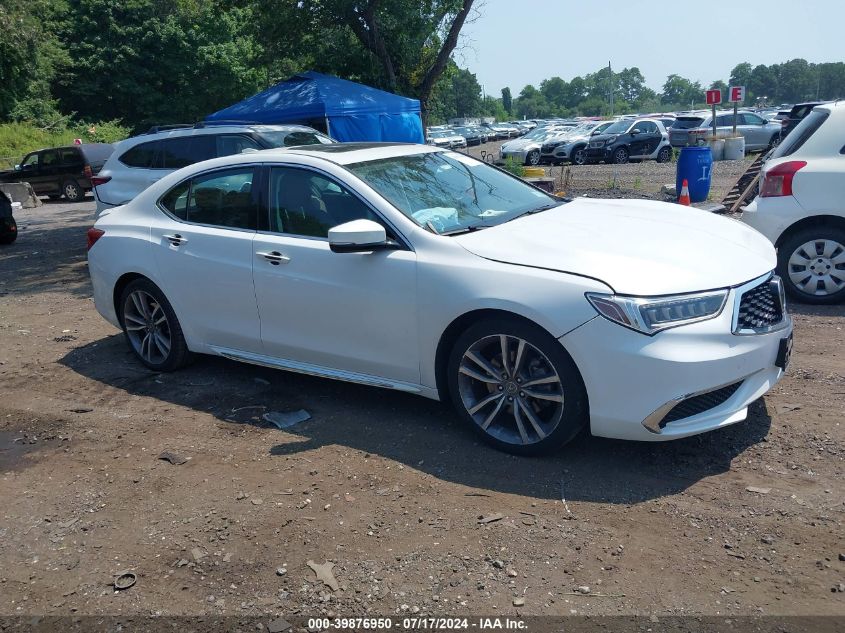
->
[585,118,672,164]
[0,191,17,244]
[0,143,114,202]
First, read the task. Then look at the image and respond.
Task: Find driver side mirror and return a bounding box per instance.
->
[328,219,399,253]
[631,129,641,135]
[14,164,21,171]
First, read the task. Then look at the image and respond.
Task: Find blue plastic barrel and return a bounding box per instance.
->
[676,146,713,203]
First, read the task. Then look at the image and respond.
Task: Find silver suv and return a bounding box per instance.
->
[93,123,333,216]
[669,111,781,151]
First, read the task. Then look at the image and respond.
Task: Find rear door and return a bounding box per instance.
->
[150,166,262,353]
[738,113,768,149]
[35,150,61,194]
[59,147,85,185]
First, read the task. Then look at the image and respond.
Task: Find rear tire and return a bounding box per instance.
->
[0,218,17,244]
[777,226,845,305]
[119,278,193,371]
[767,134,781,151]
[63,180,84,202]
[447,317,588,455]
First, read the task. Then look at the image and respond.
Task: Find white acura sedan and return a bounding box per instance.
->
[87,143,793,455]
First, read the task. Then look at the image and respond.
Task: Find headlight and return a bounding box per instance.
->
[586,289,729,335]
[604,135,617,144]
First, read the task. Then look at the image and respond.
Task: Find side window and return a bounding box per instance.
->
[158,136,215,169]
[60,148,82,165]
[41,150,59,167]
[160,180,190,220]
[283,131,326,147]
[186,168,256,230]
[741,113,764,125]
[120,141,159,168]
[216,134,261,158]
[21,153,38,168]
[269,167,377,238]
[640,122,658,134]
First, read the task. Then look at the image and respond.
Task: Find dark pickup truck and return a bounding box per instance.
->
[0,143,114,202]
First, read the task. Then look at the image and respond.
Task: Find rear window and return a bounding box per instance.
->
[672,117,705,129]
[771,109,830,158]
[80,144,114,163]
[790,104,817,120]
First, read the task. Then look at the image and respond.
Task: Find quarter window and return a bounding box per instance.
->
[216,134,261,157]
[268,167,377,238]
[160,181,190,220]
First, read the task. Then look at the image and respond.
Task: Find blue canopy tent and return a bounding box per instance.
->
[206,71,424,144]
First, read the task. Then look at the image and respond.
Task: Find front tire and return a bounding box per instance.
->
[611,146,629,164]
[778,227,845,304]
[63,180,84,202]
[447,317,588,455]
[119,278,193,371]
[656,146,672,163]
[526,150,541,166]
[571,145,587,166]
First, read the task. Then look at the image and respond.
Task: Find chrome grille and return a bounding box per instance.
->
[661,381,743,426]
[735,277,784,333]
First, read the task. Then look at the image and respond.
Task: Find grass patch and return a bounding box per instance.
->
[0,120,130,168]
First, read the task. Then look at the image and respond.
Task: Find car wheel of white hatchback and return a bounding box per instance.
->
[778,227,845,304]
[448,318,587,455]
[119,278,193,371]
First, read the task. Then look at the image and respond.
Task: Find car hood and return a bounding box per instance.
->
[455,198,775,295]
[502,139,540,151]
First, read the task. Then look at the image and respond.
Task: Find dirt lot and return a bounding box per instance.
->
[1,189,844,622]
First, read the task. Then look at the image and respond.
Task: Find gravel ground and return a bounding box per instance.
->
[465,140,755,201]
[0,193,844,624]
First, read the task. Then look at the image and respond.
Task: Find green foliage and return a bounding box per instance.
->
[502,157,524,177]
[0,119,130,167]
[501,87,512,115]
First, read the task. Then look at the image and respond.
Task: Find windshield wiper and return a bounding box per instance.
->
[506,201,564,223]
[439,223,493,236]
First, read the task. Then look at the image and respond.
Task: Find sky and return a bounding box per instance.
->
[458,0,838,97]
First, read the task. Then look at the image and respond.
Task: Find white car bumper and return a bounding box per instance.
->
[740,196,805,245]
[560,285,792,441]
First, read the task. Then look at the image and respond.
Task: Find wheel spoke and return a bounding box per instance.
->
[521,374,558,388]
[459,365,500,384]
[523,388,563,403]
[140,333,152,361]
[152,331,169,357]
[499,335,510,376]
[517,398,547,440]
[512,339,526,376]
[468,392,504,415]
[131,292,149,319]
[512,402,531,444]
[124,313,145,326]
[125,322,146,332]
[465,351,501,380]
[820,240,839,258]
[480,395,507,430]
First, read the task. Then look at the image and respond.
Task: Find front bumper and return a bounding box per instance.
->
[501,150,528,162]
[585,145,612,160]
[560,286,792,441]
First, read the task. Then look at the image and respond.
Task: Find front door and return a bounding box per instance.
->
[252,165,420,384]
[149,166,262,353]
[630,121,661,158]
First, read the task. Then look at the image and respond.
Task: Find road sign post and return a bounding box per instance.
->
[706,89,722,140]
[728,86,746,136]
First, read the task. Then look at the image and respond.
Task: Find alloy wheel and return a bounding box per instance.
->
[457,334,564,446]
[572,148,586,165]
[123,290,172,364]
[787,239,845,296]
[527,150,540,166]
[64,182,80,199]
[613,148,629,164]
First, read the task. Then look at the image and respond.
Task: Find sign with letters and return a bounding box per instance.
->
[705,89,722,105]
[728,86,746,103]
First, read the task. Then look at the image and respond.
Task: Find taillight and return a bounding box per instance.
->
[90,175,111,187]
[83,165,93,179]
[87,227,105,251]
[760,161,807,198]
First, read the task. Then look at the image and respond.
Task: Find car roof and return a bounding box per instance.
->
[134,123,321,141]
[267,142,441,165]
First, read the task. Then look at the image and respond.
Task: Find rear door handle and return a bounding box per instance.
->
[257,250,290,265]
[163,233,187,246]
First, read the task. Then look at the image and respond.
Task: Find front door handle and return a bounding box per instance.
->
[163,233,187,246]
[257,250,290,265]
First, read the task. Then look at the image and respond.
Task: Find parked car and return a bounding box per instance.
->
[88,143,791,455]
[93,123,333,216]
[500,125,572,165]
[0,191,17,244]
[452,127,482,146]
[585,118,673,164]
[0,143,114,202]
[741,101,845,304]
[669,111,782,151]
[426,131,455,148]
[780,102,828,138]
[545,121,615,165]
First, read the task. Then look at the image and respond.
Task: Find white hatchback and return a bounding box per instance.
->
[742,101,845,304]
[87,143,792,454]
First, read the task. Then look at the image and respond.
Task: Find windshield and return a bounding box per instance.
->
[601,121,631,135]
[258,129,333,147]
[523,127,550,140]
[347,151,561,235]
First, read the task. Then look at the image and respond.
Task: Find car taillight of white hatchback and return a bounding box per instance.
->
[760,160,807,197]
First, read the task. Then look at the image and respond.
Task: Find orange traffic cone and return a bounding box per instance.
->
[678,179,691,206]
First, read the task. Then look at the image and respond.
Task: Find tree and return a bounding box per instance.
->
[729,63,753,89]
[661,74,701,108]
[451,67,482,117]
[540,76,568,111]
[317,0,477,123]
[617,67,647,104]
[501,87,512,115]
